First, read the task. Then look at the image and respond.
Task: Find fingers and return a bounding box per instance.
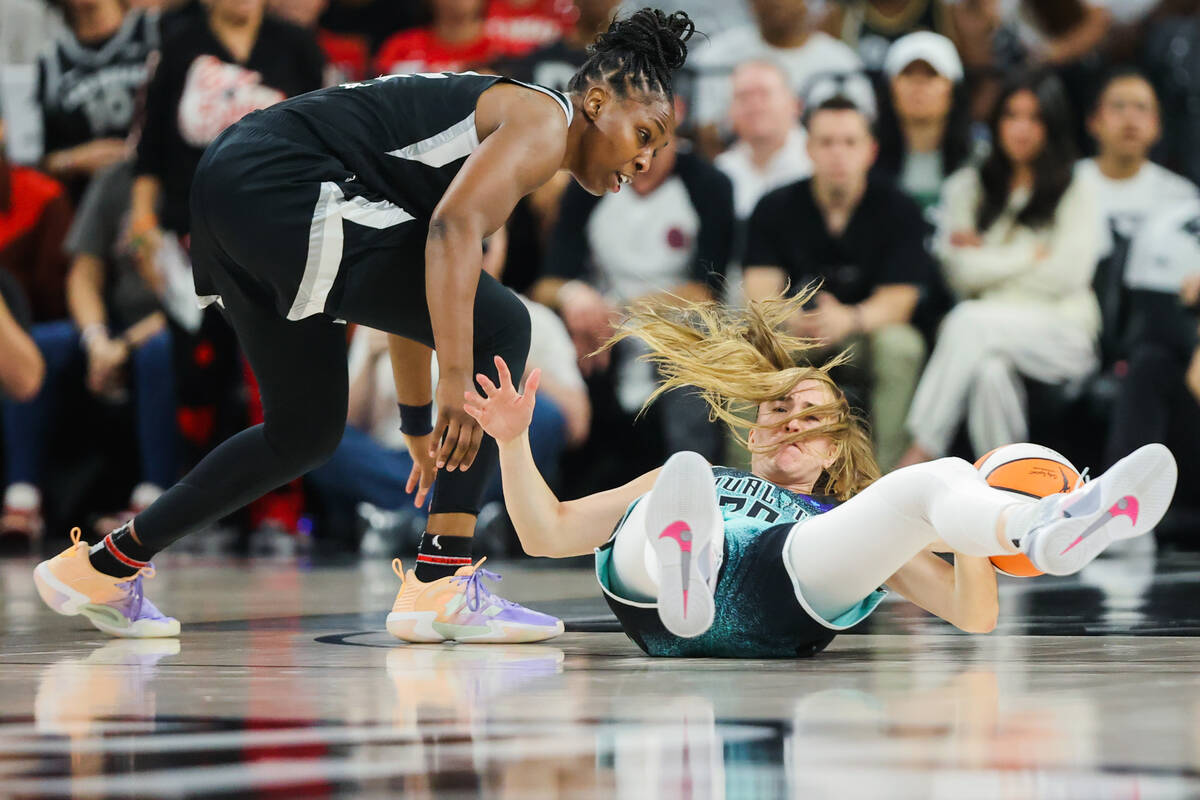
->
[522,368,541,403]
[463,392,485,419]
[436,417,461,470]
[406,461,420,495]
[459,423,484,471]
[415,464,435,508]
[430,413,450,461]
[476,373,499,397]
[444,414,478,472]
[494,355,513,389]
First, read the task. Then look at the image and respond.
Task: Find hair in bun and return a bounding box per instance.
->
[568,8,696,100]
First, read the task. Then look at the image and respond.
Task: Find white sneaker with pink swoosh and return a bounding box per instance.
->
[647,451,719,638]
[1018,443,1177,576]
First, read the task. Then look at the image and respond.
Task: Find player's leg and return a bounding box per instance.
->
[608,451,724,637]
[786,447,1177,622]
[33,282,350,637]
[329,216,560,643]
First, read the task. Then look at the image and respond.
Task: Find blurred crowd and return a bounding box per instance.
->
[2,0,1200,559]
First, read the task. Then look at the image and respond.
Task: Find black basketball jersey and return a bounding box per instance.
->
[37,9,160,154]
[240,71,573,220]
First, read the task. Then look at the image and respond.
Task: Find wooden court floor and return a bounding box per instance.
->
[2,551,1199,799]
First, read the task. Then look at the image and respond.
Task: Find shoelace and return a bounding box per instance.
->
[1073,467,1091,492]
[450,558,519,613]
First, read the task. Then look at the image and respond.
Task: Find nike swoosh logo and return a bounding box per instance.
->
[431,535,441,550]
[1059,468,1070,493]
[659,521,693,618]
[1060,495,1139,555]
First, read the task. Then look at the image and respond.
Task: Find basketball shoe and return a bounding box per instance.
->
[386,557,564,643]
[646,451,721,639]
[1014,443,1177,576]
[33,528,180,637]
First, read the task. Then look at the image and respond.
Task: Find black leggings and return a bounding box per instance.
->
[134,133,530,553]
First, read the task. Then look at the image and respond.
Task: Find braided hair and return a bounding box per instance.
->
[567,8,695,101]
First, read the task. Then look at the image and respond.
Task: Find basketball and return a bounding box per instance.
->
[974,443,1082,577]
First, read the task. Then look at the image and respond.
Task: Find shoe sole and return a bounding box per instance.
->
[1032,443,1177,576]
[386,611,446,643]
[33,562,180,638]
[645,451,717,639]
[386,612,564,644]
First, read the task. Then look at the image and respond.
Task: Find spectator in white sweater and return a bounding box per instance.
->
[899,72,1101,466]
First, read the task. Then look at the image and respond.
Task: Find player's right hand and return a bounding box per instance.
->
[432,368,484,472]
[463,356,540,446]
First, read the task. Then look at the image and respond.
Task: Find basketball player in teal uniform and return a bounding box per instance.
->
[33,9,695,643]
[464,290,1179,657]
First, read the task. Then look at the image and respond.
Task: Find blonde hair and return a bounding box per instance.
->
[602,286,879,500]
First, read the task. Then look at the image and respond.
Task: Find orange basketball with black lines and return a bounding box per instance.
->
[974,443,1081,577]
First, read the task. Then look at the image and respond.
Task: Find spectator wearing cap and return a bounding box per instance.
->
[899,72,1101,467]
[820,0,959,72]
[742,93,932,472]
[689,0,862,140]
[876,31,973,219]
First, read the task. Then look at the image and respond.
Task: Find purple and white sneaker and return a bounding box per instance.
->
[387,557,564,643]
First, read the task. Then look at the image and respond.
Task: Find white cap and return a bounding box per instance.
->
[802,71,878,123]
[884,31,964,82]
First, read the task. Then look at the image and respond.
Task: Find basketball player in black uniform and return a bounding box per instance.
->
[34,9,695,643]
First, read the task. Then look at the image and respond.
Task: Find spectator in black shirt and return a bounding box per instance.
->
[743,95,932,472]
[37,0,159,201]
[130,0,323,271]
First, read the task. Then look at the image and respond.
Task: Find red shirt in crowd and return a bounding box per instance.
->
[0,163,71,323]
[485,0,575,56]
[374,27,503,75]
[319,29,369,84]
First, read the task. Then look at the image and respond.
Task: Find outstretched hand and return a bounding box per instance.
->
[462,355,540,445]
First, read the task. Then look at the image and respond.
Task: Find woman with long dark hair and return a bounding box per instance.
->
[874,31,973,217]
[899,71,1102,467]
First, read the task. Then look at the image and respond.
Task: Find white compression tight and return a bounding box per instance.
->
[609,457,1023,619]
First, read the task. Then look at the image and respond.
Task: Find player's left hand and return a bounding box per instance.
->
[402,432,437,508]
[463,356,540,445]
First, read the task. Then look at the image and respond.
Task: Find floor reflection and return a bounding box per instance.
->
[1,633,1196,799]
